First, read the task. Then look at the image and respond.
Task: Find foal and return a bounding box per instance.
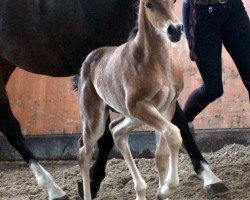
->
[76,0,183,199]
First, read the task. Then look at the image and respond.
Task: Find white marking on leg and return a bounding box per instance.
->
[79,145,93,200]
[200,162,222,187]
[159,125,182,199]
[155,132,169,187]
[30,161,66,200]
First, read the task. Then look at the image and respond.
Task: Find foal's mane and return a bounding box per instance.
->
[128,0,139,41]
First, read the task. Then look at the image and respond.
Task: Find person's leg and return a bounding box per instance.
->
[183,5,224,122]
[182,0,190,38]
[222,0,250,99]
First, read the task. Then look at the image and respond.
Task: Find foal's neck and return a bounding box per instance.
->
[134,1,171,58]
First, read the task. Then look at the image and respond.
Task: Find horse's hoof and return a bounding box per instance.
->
[53,195,69,200]
[205,182,230,198]
[77,181,97,199]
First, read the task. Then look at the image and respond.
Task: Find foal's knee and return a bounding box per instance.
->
[155,140,170,156]
[167,126,182,150]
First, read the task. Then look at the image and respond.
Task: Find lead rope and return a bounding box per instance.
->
[188,0,197,61]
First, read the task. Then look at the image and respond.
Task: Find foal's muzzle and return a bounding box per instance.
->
[167,23,183,42]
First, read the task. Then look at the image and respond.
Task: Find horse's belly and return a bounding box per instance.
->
[0,0,88,76]
[0,0,138,77]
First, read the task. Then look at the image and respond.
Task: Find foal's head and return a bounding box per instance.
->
[142,0,183,42]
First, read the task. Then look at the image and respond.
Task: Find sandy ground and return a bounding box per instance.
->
[0,144,249,200]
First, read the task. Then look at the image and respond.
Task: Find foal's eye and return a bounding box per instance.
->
[146,2,153,9]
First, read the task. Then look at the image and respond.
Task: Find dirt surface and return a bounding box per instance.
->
[0,144,249,200]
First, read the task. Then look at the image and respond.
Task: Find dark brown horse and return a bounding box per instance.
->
[0,0,227,199]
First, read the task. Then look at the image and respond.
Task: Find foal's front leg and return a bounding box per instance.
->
[154,132,170,197]
[110,117,148,200]
[128,102,182,199]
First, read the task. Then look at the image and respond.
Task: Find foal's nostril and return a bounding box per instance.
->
[180,24,184,32]
[176,24,183,33]
[167,24,175,35]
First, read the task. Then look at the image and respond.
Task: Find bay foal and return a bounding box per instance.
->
[76,0,184,199]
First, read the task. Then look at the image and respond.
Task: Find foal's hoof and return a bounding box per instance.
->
[77,181,97,199]
[156,185,176,200]
[205,182,230,198]
[53,195,69,200]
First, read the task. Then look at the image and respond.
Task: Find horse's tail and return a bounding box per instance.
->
[71,72,80,91]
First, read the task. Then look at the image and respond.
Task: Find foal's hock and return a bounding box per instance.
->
[76,0,184,200]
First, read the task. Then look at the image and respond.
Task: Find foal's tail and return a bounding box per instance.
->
[71,49,101,92]
[71,72,80,91]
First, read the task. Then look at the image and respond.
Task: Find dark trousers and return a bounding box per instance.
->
[182,0,250,122]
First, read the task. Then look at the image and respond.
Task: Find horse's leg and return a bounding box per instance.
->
[78,115,114,198]
[172,101,229,197]
[90,116,114,192]
[110,117,147,200]
[0,59,67,200]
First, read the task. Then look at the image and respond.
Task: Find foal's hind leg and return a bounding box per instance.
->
[78,116,114,199]
[78,82,109,200]
[78,116,124,199]
[78,110,108,200]
[0,59,67,200]
[110,117,147,200]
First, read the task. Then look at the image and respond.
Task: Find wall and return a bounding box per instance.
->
[5,0,250,135]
